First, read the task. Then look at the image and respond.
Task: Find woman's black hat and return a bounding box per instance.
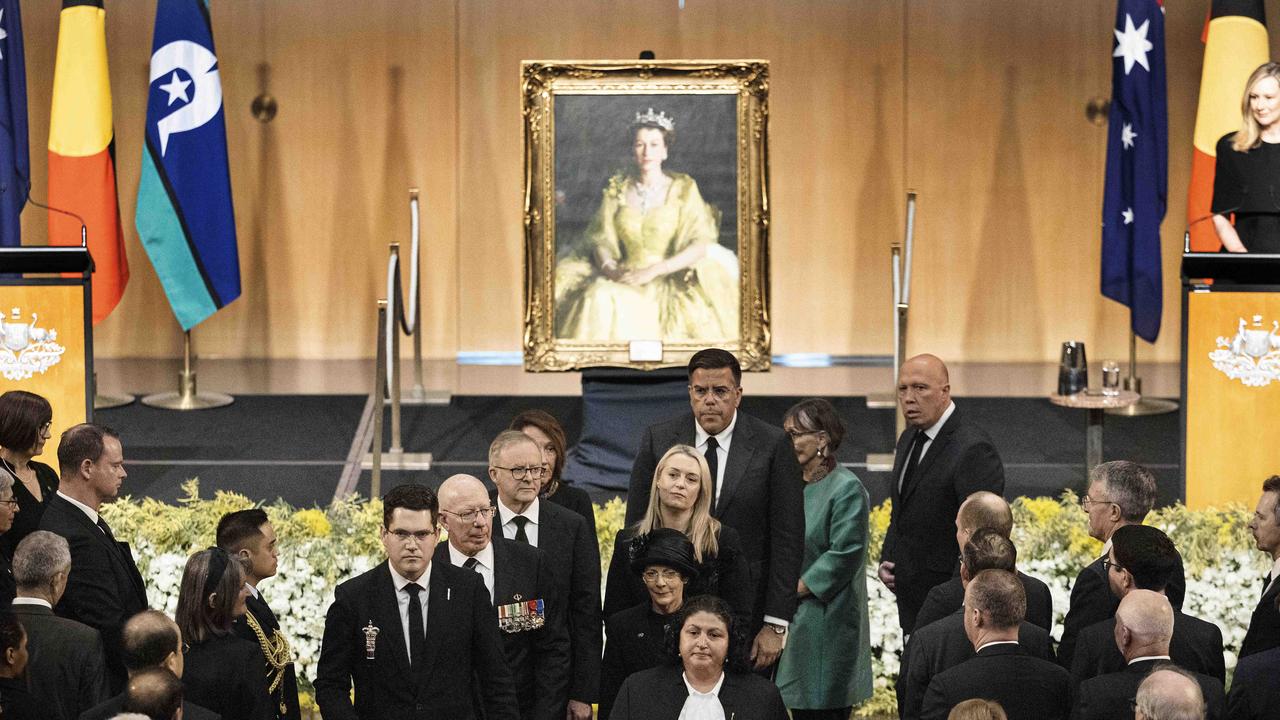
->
[628,527,700,580]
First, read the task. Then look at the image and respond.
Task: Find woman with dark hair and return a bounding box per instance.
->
[0,611,36,718]
[509,409,596,532]
[599,527,698,720]
[175,548,272,720]
[603,445,750,621]
[608,594,787,720]
[774,398,873,719]
[555,109,738,341]
[0,390,58,557]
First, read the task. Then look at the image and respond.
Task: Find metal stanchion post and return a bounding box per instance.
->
[93,371,135,410]
[866,192,916,470]
[1106,331,1178,416]
[371,300,387,498]
[389,245,404,455]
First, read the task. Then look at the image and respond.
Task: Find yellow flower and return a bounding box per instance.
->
[294,509,332,538]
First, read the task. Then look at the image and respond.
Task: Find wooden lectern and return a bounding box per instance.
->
[0,247,94,441]
[1181,253,1280,509]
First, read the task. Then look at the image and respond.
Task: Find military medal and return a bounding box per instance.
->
[363,621,380,659]
[497,594,546,633]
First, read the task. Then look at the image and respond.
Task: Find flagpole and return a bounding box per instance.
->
[140,330,233,410]
[1106,330,1177,416]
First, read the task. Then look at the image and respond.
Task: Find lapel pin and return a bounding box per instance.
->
[362,621,379,660]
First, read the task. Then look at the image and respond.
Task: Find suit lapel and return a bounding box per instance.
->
[901,416,960,505]
[889,429,913,506]
[418,564,449,680]
[491,541,513,605]
[54,496,146,600]
[716,415,756,515]
[374,565,412,677]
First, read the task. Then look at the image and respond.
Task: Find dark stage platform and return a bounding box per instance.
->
[95,394,1183,510]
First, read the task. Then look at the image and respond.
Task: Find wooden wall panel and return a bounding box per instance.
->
[11,0,1264,364]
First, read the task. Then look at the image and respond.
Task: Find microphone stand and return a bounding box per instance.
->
[26,193,135,410]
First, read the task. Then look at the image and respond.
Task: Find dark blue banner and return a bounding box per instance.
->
[0,0,27,248]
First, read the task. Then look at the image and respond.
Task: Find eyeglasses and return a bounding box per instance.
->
[641,568,684,583]
[39,422,52,434]
[689,384,736,401]
[1102,558,1125,573]
[0,499,17,509]
[387,529,436,545]
[441,506,497,524]
[784,429,819,440]
[1080,495,1118,510]
[182,642,191,654]
[494,465,546,480]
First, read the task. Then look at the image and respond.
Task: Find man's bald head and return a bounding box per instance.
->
[122,610,183,676]
[123,666,183,720]
[438,474,489,509]
[1115,590,1174,661]
[438,474,495,556]
[957,491,1013,546]
[898,354,952,429]
[1135,667,1205,720]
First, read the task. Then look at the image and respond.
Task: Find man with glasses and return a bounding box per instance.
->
[627,347,805,670]
[1058,461,1185,669]
[489,431,600,720]
[315,483,518,720]
[436,474,569,720]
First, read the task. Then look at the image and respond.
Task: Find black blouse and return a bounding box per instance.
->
[603,524,753,622]
[0,459,59,560]
[1212,133,1280,253]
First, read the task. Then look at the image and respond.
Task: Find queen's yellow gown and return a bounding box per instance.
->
[555,171,739,342]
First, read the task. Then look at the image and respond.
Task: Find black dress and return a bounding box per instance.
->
[600,604,675,720]
[603,525,753,621]
[1213,133,1280,253]
[0,459,59,560]
[183,632,274,720]
[546,480,597,537]
[0,675,40,719]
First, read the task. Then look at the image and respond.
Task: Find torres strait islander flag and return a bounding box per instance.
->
[48,0,127,323]
[1186,0,1268,251]
[136,0,239,330]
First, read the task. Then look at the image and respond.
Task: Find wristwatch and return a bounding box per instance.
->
[765,622,786,635]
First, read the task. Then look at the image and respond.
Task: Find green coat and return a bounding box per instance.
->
[775,465,874,710]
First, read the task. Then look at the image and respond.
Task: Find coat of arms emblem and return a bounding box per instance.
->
[0,307,66,381]
[1208,314,1280,387]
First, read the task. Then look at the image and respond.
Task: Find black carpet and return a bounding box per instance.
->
[94,394,1182,509]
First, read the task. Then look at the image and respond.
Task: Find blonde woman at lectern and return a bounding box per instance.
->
[1213,62,1280,253]
[555,108,739,341]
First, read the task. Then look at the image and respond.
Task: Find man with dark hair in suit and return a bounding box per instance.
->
[489,431,599,720]
[1225,609,1280,719]
[80,609,220,720]
[627,347,805,670]
[1241,474,1280,658]
[898,530,1053,720]
[315,483,518,720]
[878,354,1005,633]
[1059,460,1186,668]
[1069,524,1223,686]
[920,569,1071,720]
[40,423,148,694]
[122,667,184,720]
[436,474,569,720]
[10,530,108,720]
[216,508,299,719]
[912,491,1053,632]
[1073,591,1223,720]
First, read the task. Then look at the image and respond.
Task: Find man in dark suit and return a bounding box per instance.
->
[490,430,600,720]
[1058,460,1186,669]
[1241,474,1280,658]
[1069,524,1224,686]
[79,609,220,720]
[216,508,300,720]
[1226,638,1280,720]
[626,348,805,669]
[436,474,569,720]
[10,530,108,720]
[39,423,148,694]
[1073,591,1224,720]
[912,491,1053,632]
[878,354,1005,632]
[122,667,184,720]
[315,483,518,720]
[899,530,1053,720]
[920,569,1072,720]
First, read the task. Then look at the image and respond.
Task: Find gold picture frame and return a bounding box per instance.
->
[522,60,771,372]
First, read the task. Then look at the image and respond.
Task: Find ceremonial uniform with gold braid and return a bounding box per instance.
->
[233,588,300,720]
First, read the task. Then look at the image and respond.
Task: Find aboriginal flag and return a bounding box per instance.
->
[48,0,127,323]
[1186,0,1268,251]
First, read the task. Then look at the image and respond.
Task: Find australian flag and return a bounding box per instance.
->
[0,0,28,248]
[1101,0,1167,343]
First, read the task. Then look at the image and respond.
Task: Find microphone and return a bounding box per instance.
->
[24,190,88,249]
[1185,206,1237,253]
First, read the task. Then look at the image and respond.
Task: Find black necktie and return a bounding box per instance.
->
[899,430,928,494]
[97,517,116,541]
[1264,573,1273,601]
[511,516,530,544]
[463,557,479,572]
[404,582,425,673]
[704,437,720,511]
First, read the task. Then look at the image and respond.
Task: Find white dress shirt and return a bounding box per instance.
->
[245,582,260,600]
[11,597,51,609]
[1128,654,1172,665]
[57,491,101,526]
[497,496,541,547]
[975,640,1020,652]
[1265,555,1280,596]
[678,671,726,720]
[694,412,737,509]
[388,561,431,663]
[897,401,956,492]
[448,542,496,603]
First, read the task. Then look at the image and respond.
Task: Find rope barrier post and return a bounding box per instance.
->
[372,299,388,497]
[408,188,426,399]
[388,244,404,454]
[866,192,917,471]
